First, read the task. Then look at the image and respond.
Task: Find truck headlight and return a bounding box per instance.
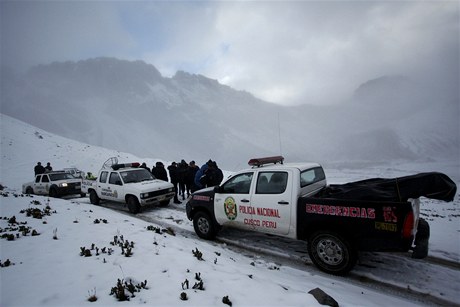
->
[60,183,68,187]
[140,193,149,199]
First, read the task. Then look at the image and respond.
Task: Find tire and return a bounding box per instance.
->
[49,187,59,198]
[127,196,141,214]
[80,193,86,197]
[159,200,170,207]
[89,190,100,205]
[307,230,357,275]
[193,211,218,240]
[26,187,34,195]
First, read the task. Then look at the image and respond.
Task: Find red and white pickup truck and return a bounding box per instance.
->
[186,156,456,275]
[82,158,175,214]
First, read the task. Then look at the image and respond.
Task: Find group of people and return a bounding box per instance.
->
[34,162,53,175]
[140,159,224,204]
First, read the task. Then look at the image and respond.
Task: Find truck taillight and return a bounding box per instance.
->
[402,211,415,239]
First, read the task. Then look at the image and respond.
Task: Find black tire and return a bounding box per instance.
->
[49,187,59,198]
[193,211,218,240]
[127,196,141,214]
[89,190,100,205]
[80,193,86,197]
[25,187,33,195]
[159,200,170,207]
[307,230,357,275]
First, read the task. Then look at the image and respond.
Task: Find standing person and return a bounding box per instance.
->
[139,162,150,173]
[194,160,211,190]
[151,162,168,181]
[34,162,45,175]
[167,162,180,204]
[177,160,188,201]
[187,161,200,194]
[45,162,53,173]
[210,161,224,186]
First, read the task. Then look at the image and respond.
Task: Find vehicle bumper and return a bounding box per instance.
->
[56,187,82,196]
[140,192,175,206]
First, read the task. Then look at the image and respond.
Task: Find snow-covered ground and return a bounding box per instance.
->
[1,113,459,306]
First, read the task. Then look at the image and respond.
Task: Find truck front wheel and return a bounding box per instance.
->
[89,190,100,205]
[25,187,34,195]
[193,211,218,240]
[127,196,141,214]
[49,187,59,198]
[307,230,357,276]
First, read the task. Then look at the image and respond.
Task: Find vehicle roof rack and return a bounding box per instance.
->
[248,156,284,167]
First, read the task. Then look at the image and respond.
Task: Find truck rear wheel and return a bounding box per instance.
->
[307,230,357,276]
[193,211,218,240]
[127,196,141,214]
[89,190,100,205]
[25,187,33,195]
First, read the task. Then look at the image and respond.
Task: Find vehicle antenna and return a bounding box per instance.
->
[278,112,283,156]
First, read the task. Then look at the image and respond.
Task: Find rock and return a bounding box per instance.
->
[308,287,339,307]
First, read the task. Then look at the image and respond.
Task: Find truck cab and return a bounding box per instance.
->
[186,156,327,240]
[212,158,326,237]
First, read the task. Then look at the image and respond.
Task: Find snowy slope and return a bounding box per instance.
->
[2,114,460,306]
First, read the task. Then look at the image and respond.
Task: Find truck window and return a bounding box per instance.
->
[35,175,41,183]
[221,172,253,194]
[300,167,325,187]
[41,175,50,183]
[109,173,123,185]
[256,172,288,194]
[99,171,108,183]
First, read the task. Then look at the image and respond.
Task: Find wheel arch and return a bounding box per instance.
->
[188,205,220,227]
[125,194,139,203]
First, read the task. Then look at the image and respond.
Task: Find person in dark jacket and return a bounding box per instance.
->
[177,160,189,200]
[45,162,53,173]
[167,162,180,204]
[151,162,168,181]
[187,161,200,194]
[34,162,45,175]
[139,162,150,173]
[209,161,224,186]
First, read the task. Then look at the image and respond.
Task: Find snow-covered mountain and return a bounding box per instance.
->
[1,57,458,170]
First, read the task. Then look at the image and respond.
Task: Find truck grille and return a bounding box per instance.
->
[144,188,173,198]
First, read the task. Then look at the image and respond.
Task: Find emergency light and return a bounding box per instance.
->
[111,162,140,170]
[248,156,284,167]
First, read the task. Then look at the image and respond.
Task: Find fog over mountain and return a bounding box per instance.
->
[1,58,458,170]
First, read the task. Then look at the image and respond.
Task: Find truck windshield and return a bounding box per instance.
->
[120,169,154,184]
[49,173,75,181]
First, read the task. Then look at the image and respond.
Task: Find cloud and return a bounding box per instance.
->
[1,1,458,105]
[0,1,136,71]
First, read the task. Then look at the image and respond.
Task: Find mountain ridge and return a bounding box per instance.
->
[1,57,458,170]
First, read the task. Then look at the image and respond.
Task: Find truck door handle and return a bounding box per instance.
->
[241,199,250,203]
[278,201,289,205]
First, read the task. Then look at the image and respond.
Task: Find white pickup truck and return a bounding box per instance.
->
[82,158,175,213]
[23,171,84,197]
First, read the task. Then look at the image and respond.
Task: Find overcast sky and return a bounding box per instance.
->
[1,1,458,105]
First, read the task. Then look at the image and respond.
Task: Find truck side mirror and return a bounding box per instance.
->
[214,185,222,193]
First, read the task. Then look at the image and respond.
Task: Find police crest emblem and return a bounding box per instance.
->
[224,197,237,220]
